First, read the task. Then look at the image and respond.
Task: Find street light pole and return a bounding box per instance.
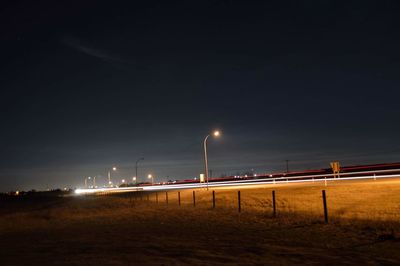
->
[148,174,154,185]
[108,167,117,187]
[135,157,144,183]
[204,135,210,190]
[286,160,289,173]
[203,130,220,190]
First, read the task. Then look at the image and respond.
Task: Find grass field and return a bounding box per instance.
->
[1,178,400,265]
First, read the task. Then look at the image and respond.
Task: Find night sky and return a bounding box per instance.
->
[1,1,400,192]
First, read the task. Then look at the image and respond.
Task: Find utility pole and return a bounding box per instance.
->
[285,160,289,173]
[135,157,144,183]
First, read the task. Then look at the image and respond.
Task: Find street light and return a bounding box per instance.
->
[132,176,137,185]
[135,157,144,183]
[203,130,221,190]
[148,174,154,185]
[108,167,117,187]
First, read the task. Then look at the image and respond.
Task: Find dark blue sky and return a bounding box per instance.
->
[1,1,400,191]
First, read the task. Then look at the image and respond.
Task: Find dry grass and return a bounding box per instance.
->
[168,178,400,221]
[1,178,400,265]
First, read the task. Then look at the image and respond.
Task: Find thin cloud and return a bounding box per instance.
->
[62,36,123,64]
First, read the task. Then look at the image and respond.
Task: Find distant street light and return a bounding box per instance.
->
[203,130,221,190]
[122,179,125,184]
[148,174,154,185]
[135,157,144,183]
[108,167,117,187]
[132,176,137,184]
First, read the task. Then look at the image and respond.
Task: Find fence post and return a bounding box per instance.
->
[322,190,328,223]
[178,191,181,206]
[238,191,241,213]
[212,190,216,209]
[272,190,276,217]
[156,192,158,204]
[193,191,196,207]
[166,191,169,205]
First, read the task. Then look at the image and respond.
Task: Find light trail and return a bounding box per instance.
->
[75,171,400,195]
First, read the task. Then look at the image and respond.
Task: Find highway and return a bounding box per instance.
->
[75,168,400,195]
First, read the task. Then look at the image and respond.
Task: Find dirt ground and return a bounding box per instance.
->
[1,179,400,265]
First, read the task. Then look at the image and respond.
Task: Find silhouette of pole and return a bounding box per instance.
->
[135,157,144,183]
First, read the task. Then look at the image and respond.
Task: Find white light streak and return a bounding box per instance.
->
[74,172,400,195]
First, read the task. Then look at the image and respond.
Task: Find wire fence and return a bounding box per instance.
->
[124,179,400,223]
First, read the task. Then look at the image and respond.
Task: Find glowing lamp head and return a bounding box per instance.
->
[213,130,220,137]
[112,167,117,171]
[148,174,152,179]
[132,177,136,181]
[122,179,125,183]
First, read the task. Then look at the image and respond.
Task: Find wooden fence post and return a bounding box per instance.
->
[178,191,181,206]
[322,190,328,223]
[193,191,196,207]
[212,190,216,209]
[272,190,276,217]
[238,191,241,213]
[166,191,169,205]
[156,192,158,204]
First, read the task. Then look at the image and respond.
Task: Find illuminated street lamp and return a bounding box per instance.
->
[203,130,221,190]
[148,174,154,185]
[108,167,117,187]
[132,176,137,184]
